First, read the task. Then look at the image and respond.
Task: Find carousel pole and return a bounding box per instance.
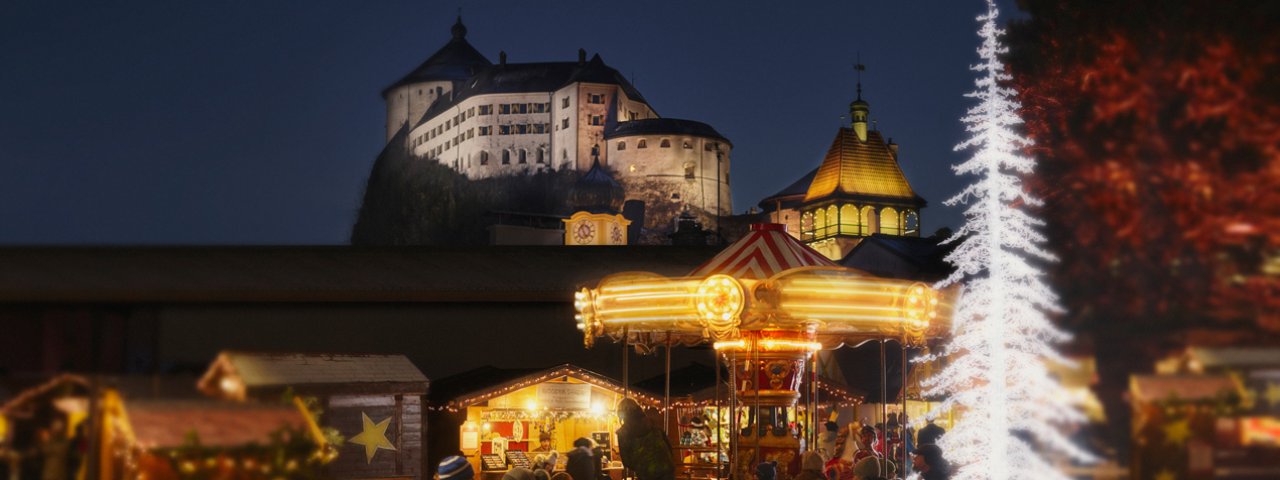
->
[811,348,819,450]
[729,351,739,480]
[664,332,672,434]
[901,333,911,478]
[752,335,762,468]
[879,338,888,475]
[715,348,723,479]
[623,327,630,398]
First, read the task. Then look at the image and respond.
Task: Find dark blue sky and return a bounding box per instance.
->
[0,0,1014,244]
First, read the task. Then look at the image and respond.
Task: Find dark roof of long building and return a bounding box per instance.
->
[758,167,818,210]
[382,17,493,97]
[415,53,650,128]
[840,234,955,281]
[0,246,720,304]
[604,118,731,146]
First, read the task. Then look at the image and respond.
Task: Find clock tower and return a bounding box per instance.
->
[563,158,630,246]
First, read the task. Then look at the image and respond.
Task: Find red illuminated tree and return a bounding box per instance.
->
[1006,0,1280,454]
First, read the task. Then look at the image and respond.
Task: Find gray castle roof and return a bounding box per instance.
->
[604,117,732,145]
[382,17,493,97]
[414,53,651,128]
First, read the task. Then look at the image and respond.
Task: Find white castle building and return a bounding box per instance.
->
[381,18,732,227]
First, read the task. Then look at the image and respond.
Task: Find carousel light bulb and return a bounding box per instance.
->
[526,400,539,411]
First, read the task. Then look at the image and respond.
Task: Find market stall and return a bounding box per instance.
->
[573,223,954,480]
[434,364,661,480]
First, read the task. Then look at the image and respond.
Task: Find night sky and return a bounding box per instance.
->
[0,0,1015,245]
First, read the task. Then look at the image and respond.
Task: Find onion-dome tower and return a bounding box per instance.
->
[564,157,631,245]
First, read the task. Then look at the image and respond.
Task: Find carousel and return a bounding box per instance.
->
[572,223,953,480]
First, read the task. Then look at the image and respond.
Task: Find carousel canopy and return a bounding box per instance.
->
[575,224,951,350]
[690,223,834,279]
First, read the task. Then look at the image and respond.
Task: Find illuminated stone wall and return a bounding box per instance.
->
[384,80,454,142]
[605,134,732,237]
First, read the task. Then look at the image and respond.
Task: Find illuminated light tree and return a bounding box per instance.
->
[919,1,1094,479]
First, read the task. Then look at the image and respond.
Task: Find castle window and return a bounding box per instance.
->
[499,125,511,135]
[545,102,551,111]
[536,149,545,164]
[629,111,637,121]
[502,150,511,165]
[479,105,492,115]
[562,97,570,108]
[683,141,692,149]
[519,149,527,164]
[617,142,626,151]
[840,204,859,235]
[660,139,671,148]
[468,107,475,117]
[704,143,713,151]
[516,104,528,114]
[533,103,545,113]
[638,139,647,149]
[860,206,878,235]
[881,207,901,235]
[562,149,568,161]
[588,94,605,104]
[684,163,696,180]
[500,104,511,114]
[418,89,422,95]
[516,124,528,134]
[480,151,489,165]
[826,205,838,238]
[479,126,491,136]
[562,118,569,129]
[590,115,603,126]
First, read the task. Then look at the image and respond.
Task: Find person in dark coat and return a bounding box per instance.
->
[911,444,950,480]
[566,438,597,480]
[916,418,945,446]
[615,398,675,480]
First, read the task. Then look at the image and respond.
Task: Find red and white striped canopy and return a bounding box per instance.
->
[690,223,835,279]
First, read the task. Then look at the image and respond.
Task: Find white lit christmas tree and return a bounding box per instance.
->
[918,1,1095,479]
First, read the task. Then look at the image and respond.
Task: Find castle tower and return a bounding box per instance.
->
[759,79,927,261]
[382,17,492,142]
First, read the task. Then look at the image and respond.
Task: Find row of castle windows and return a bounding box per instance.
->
[617,139,720,152]
[617,139,703,150]
[428,147,550,168]
[413,122,554,153]
[412,102,554,146]
[800,205,919,240]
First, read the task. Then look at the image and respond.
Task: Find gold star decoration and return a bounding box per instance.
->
[1153,468,1177,480]
[1265,382,1280,408]
[1162,418,1192,447]
[349,412,397,464]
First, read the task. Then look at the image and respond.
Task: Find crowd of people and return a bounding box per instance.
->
[432,414,951,480]
[800,414,951,480]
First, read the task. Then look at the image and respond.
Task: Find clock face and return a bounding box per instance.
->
[574,221,596,243]
[610,223,624,244]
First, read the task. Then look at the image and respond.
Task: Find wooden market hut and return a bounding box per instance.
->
[0,374,93,479]
[198,351,430,479]
[112,396,327,479]
[426,364,661,479]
